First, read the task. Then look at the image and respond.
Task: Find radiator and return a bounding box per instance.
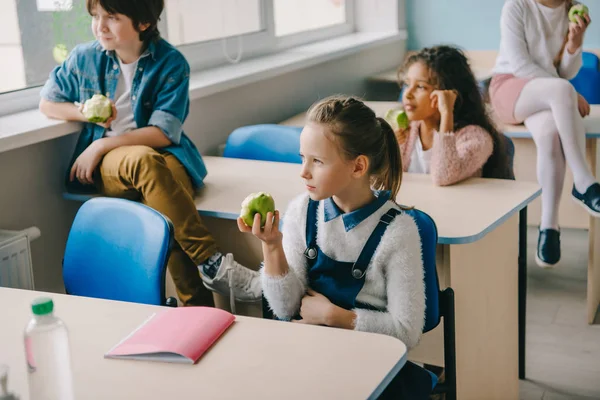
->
[0,227,40,290]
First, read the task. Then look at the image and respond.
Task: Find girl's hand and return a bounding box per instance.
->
[567,14,591,54]
[430,90,457,117]
[293,289,334,326]
[77,101,118,129]
[577,93,591,118]
[69,139,108,184]
[237,211,282,246]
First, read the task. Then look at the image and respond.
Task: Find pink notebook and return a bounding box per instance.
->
[105,307,235,364]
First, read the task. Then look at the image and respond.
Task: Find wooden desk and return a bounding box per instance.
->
[195,156,540,400]
[0,287,406,400]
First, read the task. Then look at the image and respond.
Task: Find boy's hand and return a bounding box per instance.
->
[77,101,118,129]
[237,211,282,246]
[567,14,591,54]
[69,139,108,185]
[293,289,335,326]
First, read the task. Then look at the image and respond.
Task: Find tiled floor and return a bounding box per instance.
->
[520,228,600,400]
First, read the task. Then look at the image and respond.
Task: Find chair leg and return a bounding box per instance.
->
[442,287,456,400]
[518,207,527,380]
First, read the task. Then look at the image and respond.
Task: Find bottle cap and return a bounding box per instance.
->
[31,297,53,316]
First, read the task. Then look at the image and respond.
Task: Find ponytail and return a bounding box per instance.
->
[307,95,405,200]
[375,117,403,199]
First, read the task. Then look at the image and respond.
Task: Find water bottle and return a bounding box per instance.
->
[24,298,75,400]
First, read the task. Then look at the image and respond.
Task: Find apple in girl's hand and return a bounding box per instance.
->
[82,94,112,123]
[384,107,409,131]
[569,4,589,23]
[240,192,276,227]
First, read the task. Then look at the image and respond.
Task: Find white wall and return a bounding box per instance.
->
[0,40,405,293]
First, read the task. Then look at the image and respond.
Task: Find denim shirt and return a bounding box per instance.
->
[40,39,207,191]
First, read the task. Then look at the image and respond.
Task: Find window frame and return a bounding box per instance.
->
[0,0,356,116]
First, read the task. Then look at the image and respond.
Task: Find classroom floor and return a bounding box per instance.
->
[520,227,600,400]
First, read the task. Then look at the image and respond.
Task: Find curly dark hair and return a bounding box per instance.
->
[399,45,514,180]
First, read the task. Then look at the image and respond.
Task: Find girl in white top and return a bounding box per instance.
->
[238,96,431,399]
[490,0,599,268]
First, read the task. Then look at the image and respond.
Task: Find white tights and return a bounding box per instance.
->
[514,78,595,230]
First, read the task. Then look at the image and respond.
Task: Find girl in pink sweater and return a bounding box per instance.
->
[397,45,513,186]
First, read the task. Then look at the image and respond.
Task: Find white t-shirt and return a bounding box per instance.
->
[493,0,582,80]
[407,136,432,174]
[106,58,139,137]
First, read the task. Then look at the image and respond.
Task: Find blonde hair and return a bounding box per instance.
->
[306,95,403,199]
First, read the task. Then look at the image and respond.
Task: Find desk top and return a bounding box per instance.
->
[197,156,540,245]
[0,288,406,400]
[280,101,600,138]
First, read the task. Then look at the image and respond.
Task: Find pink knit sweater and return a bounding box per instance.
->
[399,121,494,186]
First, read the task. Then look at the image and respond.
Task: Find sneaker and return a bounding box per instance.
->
[536,228,560,268]
[200,253,262,303]
[572,183,600,217]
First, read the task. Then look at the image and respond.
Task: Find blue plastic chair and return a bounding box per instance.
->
[582,51,599,70]
[404,208,456,399]
[223,124,303,164]
[63,197,177,306]
[570,66,600,104]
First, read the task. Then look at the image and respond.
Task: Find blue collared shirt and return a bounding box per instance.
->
[323,190,392,231]
[41,39,207,190]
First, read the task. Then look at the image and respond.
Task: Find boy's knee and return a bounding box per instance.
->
[103,145,166,179]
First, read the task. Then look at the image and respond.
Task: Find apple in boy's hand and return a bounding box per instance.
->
[569,3,589,23]
[384,107,409,131]
[240,192,276,227]
[82,94,113,123]
[52,44,69,64]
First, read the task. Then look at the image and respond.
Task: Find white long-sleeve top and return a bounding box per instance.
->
[493,0,583,80]
[261,193,426,349]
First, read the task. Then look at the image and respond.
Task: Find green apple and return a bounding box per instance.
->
[240,192,276,227]
[384,107,409,131]
[82,94,112,123]
[569,4,589,23]
[52,44,69,64]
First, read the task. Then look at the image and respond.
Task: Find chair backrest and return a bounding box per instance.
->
[63,197,174,305]
[404,208,441,333]
[502,134,516,180]
[570,67,600,105]
[583,51,600,71]
[223,124,302,164]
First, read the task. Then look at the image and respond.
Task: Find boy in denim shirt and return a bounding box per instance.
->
[40,0,261,307]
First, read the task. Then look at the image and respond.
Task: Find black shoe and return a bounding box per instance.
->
[572,183,600,217]
[536,228,561,268]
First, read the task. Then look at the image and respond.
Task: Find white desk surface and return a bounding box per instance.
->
[0,287,406,400]
[197,156,540,245]
[280,101,600,139]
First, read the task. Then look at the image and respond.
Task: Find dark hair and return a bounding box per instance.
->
[400,45,513,180]
[306,95,403,198]
[86,0,163,43]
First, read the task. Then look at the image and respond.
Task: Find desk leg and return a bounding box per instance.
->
[586,139,600,324]
[450,213,519,400]
[518,207,527,379]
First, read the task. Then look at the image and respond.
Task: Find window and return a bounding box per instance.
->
[164,0,262,46]
[0,0,354,115]
[274,0,347,37]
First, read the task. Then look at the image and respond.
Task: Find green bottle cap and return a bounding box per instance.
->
[31,297,54,316]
